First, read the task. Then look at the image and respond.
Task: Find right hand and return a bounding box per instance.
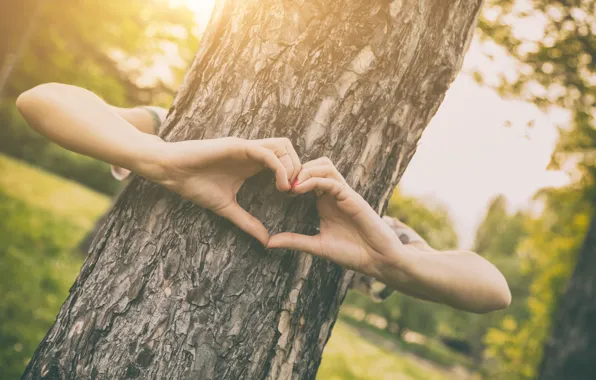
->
[140,137,301,246]
[267,157,408,281]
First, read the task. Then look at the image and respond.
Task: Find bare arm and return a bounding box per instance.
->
[16,83,163,176]
[381,238,511,313]
[268,158,511,314]
[107,106,167,180]
[16,83,303,245]
[109,106,166,135]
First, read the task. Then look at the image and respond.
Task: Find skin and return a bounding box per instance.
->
[16,82,511,313]
[268,158,512,313]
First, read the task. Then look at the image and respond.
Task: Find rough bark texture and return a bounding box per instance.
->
[23,1,482,379]
[538,213,596,380]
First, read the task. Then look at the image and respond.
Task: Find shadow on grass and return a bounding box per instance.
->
[339,313,475,371]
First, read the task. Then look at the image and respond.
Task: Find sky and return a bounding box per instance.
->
[176,0,570,248]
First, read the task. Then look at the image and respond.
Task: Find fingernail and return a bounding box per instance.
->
[291,179,300,188]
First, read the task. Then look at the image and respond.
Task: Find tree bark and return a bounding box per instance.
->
[538,213,596,380]
[23,0,483,379]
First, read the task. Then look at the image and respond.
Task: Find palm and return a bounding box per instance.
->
[172,156,263,211]
[266,157,404,278]
[317,197,370,271]
[316,194,400,276]
[152,137,299,246]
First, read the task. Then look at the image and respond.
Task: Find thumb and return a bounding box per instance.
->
[267,232,322,256]
[214,203,269,246]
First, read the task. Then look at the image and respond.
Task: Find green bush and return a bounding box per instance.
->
[0,102,121,196]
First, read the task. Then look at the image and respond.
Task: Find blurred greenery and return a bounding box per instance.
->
[343,192,535,376]
[0,0,199,195]
[319,320,456,380]
[478,1,596,378]
[0,154,110,379]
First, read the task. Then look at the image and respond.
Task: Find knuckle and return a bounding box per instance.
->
[321,156,332,165]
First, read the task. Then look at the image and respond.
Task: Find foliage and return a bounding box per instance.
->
[1,0,198,105]
[478,0,595,194]
[483,188,591,379]
[0,155,110,379]
[473,195,528,256]
[386,188,459,250]
[418,195,529,374]
[478,1,596,378]
[0,0,199,193]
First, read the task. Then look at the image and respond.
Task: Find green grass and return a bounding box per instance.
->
[319,321,452,380]
[0,154,110,379]
[339,313,476,371]
[0,154,110,229]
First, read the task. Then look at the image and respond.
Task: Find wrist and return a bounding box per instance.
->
[129,133,169,181]
[374,243,420,289]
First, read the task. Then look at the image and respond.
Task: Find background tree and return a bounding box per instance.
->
[442,195,531,367]
[478,0,595,377]
[537,213,596,379]
[22,0,484,378]
[0,0,43,97]
[0,0,198,195]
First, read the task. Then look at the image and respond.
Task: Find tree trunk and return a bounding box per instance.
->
[538,213,596,380]
[23,0,482,379]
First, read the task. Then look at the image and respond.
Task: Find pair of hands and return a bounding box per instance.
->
[143,137,405,280]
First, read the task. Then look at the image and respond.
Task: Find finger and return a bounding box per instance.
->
[302,156,334,169]
[278,153,295,182]
[258,138,298,183]
[292,177,349,200]
[295,165,345,186]
[214,203,269,246]
[267,232,323,256]
[247,146,290,191]
[284,140,302,184]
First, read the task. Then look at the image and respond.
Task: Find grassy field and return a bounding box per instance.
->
[319,321,453,380]
[0,155,110,378]
[0,154,457,379]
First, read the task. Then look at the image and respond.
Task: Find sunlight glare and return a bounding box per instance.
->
[177,0,216,32]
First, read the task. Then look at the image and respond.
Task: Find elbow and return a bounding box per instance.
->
[476,275,512,314]
[15,88,37,116]
[493,283,512,311]
[16,83,63,113]
[492,268,512,311]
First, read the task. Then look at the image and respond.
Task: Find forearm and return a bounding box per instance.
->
[108,106,157,135]
[16,83,163,175]
[381,246,511,313]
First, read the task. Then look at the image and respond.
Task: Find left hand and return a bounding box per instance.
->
[267,157,408,280]
[142,137,301,245]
